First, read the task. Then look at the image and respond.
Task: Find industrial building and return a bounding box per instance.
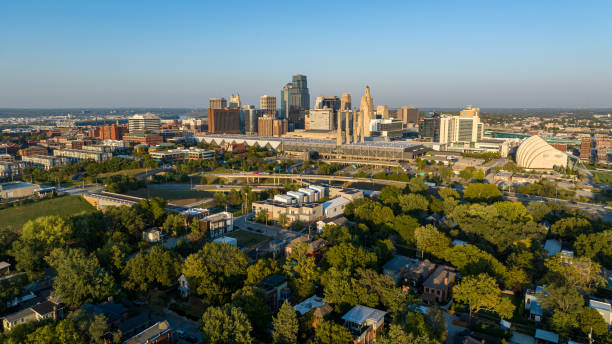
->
[0,181,40,199]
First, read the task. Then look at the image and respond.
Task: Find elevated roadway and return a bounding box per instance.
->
[199,172,409,187]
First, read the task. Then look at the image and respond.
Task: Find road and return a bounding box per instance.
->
[503,191,612,221]
[198,172,409,187]
[57,184,103,195]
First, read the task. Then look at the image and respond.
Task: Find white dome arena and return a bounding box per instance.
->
[516,136,570,169]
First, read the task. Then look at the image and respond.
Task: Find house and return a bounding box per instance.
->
[524,286,547,322]
[294,295,332,328]
[316,216,348,232]
[321,197,351,218]
[81,301,128,327]
[142,228,162,243]
[383,256,413,284]
[1,299,62,331]
[177,274,189,299]
[534,329,559,344]
[284,236,328,258]
[422,265,456,304]
[341,305,386,344]
[123,320,174,344]
[212,236,237,247]
[258,274,290,311]
[0,261,10,275]
[402,259,437,289]
[544,239,562,256]
[589,299,611,326]
[198,212,233,239]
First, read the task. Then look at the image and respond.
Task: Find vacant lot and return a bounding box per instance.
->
[225,230,269,248]
[0,196,96,232]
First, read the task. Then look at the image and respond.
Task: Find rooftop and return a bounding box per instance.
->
[342,305,386,325]
[0,181,38,190]
[383,255,413,272]
[589,299,611,312]
[124,320,171,344]
[423,265,456,289]
[294,295,328,316]
[259,273,286,290]
[535,329,559,343]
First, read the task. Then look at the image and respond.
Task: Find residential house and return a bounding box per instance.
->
[123,320,174,344]
[383,256,413,284]
[341,305,386,344]
[81,301,128,327]
[0,261,10,275]
[524,286,547,322]
[284,236,328,258]
[294,295,332,328]
[316,216,347,232]
[258,274,290,311]
[589,299,611,327]
[543,239,562,256]
[142,228,162,243]
[198,212,233,239]
[177,274,189,299]
[422,265,456,304]
[1,299,63,331]
[401,259,437,290]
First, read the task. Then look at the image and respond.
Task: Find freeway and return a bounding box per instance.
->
[199,172,409,187]
[503,191,612,221]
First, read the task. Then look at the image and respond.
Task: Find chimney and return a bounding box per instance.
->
[444,277,448,286]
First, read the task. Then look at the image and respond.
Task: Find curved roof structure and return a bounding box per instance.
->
[516,136,569,169]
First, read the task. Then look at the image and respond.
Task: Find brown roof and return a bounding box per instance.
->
[423,265,456,289]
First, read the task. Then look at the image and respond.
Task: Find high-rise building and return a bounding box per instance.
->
[307,109,335,131]
[243,105,260,136]
[376,105,389,119]
[340,93,352,111]
[258,115,288,137]
[208,108,241,134]
[260,95,277,116]
[418,107,483,144]
[280,74,310,129]
[94,123,126,140]
[128,113,161,134]
[580,136,592,161]
[209,98,227,110]
[360,86,374,138]
[460,105,480,118]
[229,94,241,108]
[397,106,419,124]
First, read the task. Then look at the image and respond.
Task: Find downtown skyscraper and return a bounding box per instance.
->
[281,74,310,129]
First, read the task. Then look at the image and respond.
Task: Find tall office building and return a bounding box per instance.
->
[209,98,227,109]
[128,113,161,134]
[307,109,335,131]
[340,93,352,110]
[208,108,241,134]
[418,106,483,144]
[376,105,389,119]
[580,136,592,161]
[229,94,241,108]
[360,86,374,138]
[260,95,277,116]
[243,105,260,136]
[397,106,419,124]
[280,74,310,129]
[258,115,288,137]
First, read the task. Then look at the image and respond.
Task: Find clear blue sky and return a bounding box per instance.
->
[1,0,611,108]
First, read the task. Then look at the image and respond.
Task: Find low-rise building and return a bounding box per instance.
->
[198,212,233,239]
[0,181,40,199]
[21,155,67,170]
[0,161,21,179]
[258,274,290,311]
[0,261,11,275]
[294,295,332,328]
[142,228,162,243]
[149,147,214,161]
[511,173,541,185]
[422,265,456,304]
[123,320,174,344]
[524,286,547,322]
[341,305,386,344]
[322,197,351,218]
[534,329,559,344]
[53,148,112,162]
[212,236,238,247]
[316,216,348,232]
[382,255,414,284]
[589,299,611,326]
[252,200,323,224]
[1,299,63,331]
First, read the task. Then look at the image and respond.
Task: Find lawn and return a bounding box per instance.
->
[593,170,612,186]
[225,230,269,248]
[125,187,213,203]
[0,195,96,232]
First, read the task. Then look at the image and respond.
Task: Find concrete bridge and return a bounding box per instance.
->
[200,172,409,187]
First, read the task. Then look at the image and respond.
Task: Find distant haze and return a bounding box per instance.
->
[1,1,611,108]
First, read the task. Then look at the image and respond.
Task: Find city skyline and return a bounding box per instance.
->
[1,1,611,108]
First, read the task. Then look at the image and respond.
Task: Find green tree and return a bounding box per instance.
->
[453,273,515,319]
[392,215,419,245]
[545,255,605,292]
[378,324,439,344]
[183,242,249,304]
[231,286,271,338]
[551,217,591,240]
[398,193,429,213]
[284,242,319,298]
[414,225,450,258]
[214,192,228,208]
[323,242,377,272]
[272,300,299,344]
[201,305,252,344]
[245,258,280,285]
[278,213,289,228]
[578,306,608,341]
[526,201,550,222]
[313,321,353,344]
[162,213,186,236]
[408,177,428,193]
[463,183,502,202]
[438,187,459,200]
[45,248,116,307]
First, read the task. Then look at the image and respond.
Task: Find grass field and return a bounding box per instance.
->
[225,230,269,248]
[0,196,96,232]
[593,170,612,186]
[125,187,213,203]
[98,168,149,178]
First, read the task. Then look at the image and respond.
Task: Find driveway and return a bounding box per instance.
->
[162,308,202,344]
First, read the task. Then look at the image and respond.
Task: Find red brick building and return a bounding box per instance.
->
[208,108,241,134]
